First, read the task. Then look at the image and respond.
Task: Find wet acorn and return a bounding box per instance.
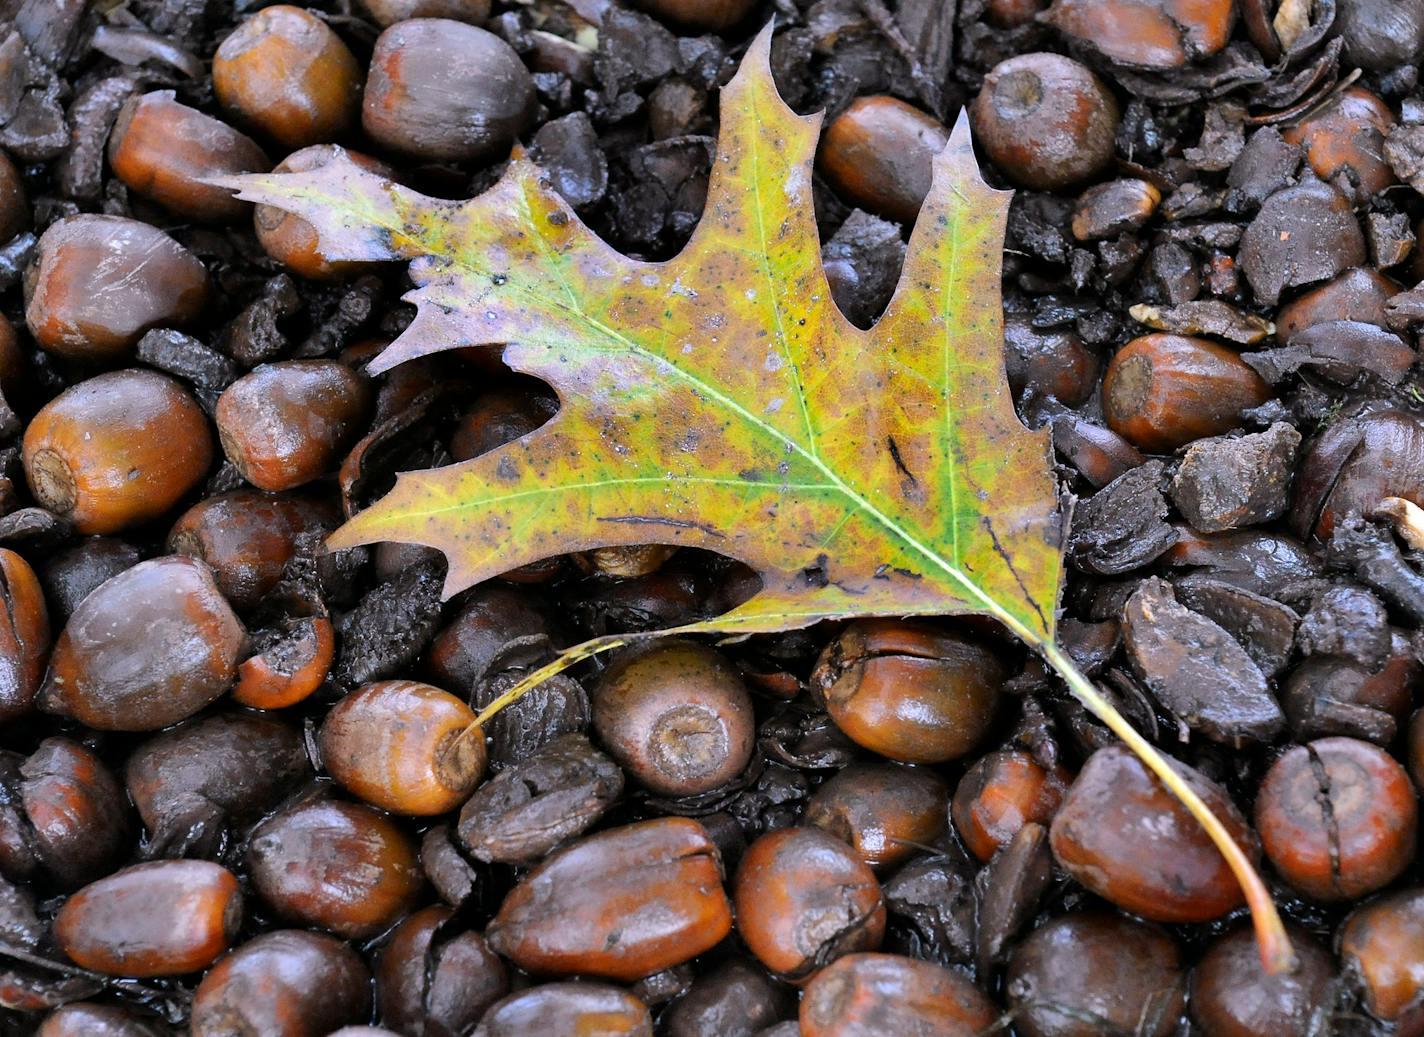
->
[1006,912,1185,1037]
[1190,924,1334,1037]
[247,798,424,939]
[664,960,792,1037]
[1274,266,1398,343]
[1041,0,1235,68]
[1340,887,1424,1023]
[23,370,214,534]
[213,6,361,149]
[487,817,732,981]
[168,491,334,610]
[734,826,886,979]
[255,147,396,280]
[1102,335,1271,452]
[108,90,270,221]
[1281,86,1396,199]
[1049,745,1258,922]
[39,556,245,731]
[811,619,1004,764]
[632,0,759,31]
[1293,409,1424,542]
[817,97,950,224]
[190,929,372,1037]
[38,1004,167,1037]
[593,640,755,797]
[0,738,129,889]
[125,711,311,857]
[40,538,141,623]
[799,953,998,1037]
[55,860,241,977]
[216,360,371,491]
[24,215,209,362]
[375,904,509,1036]
[804,763,949,872]
[473,984,654,1037]
[359,0,490,25]
[0,548,48,722]
[362,19,536,163]
[320,680,486,815]
[952,749,1072,862]
[970,53,1119,191]
[1255,737,1417,901]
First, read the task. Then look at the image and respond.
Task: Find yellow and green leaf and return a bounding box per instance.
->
[218,25,1293,973]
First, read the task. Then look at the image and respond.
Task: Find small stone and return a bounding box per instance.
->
[1239,180,1365,306]
[1070,461,1177,576]
[530,112,608,211]
[1297,585,1391,669]
[1123,577,1284,745]
[1366,211,1415,269]
[1171,422,1301,532]
[1226,127,1301,210]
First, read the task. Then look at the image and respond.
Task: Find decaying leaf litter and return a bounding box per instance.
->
[224,24,1294,971]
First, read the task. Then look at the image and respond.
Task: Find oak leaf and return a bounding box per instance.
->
[220,25,1290,971]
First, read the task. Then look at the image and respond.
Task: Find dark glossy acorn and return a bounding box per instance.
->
[1041,0,1235,69]
[804,763,948,872]
[1255,737,1417,901]
[817,97,950,224]
[449,383,559,462]
[0,150,26,244]
[362,20,536,163]
[38,1004,167,1037]
[1339,888,1424,1021]
[0,548,48,722]
[970,53,1119,191]
[216,360,372,491]
[255,147,396,280]
[24,215,209,362]
[40,537,141,622]
[39,556,245,731]
[108,90,271,221]
[190,929,372,1037]
[1049,745,1258,923]
[1006,912,1185,1037]
[488,817,732,981]
[125,711,310,856]
[1329,0,1424,70]
[1292,410,1424,542]
[631,0,759,31]
[593,640,755,797]
[2,738,129,889]
[1102,335,1270,452]
[734,826,885,979]
[168,491,334,610]
[320,680,486,815]
[23,370,214,534]
[799,953,998,1037]
[1190,924,1334,1037]
[376,904,509,1036]
[359,0,490,25]
[811,619,1004,764]
[664,960,792,1037]
[1281,87,1396,199]
[1274,266,1398,343]
[952,749,1072,863]
[248,799,424,939]
[473,984,653,1037]
[426,583,556,690]
[213,6,361,149]
[55,860,241,976]
[1004,319,1099,406]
